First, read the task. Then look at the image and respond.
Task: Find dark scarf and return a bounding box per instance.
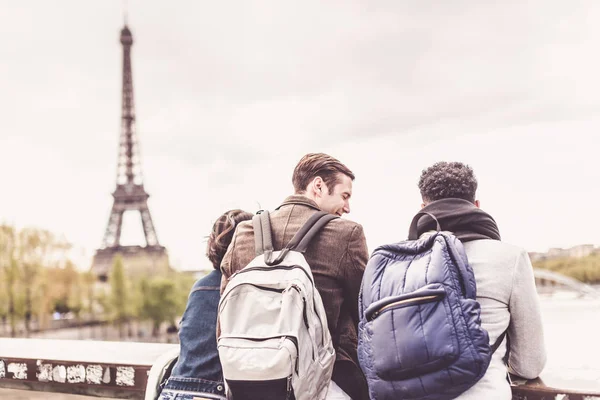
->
[408,198,501,242]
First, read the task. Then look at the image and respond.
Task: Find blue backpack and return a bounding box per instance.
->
[357,212,506,400]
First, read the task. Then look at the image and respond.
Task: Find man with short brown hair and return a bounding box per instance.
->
[220,153,369,399]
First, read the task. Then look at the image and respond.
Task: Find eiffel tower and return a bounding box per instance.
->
[91,23,168,281]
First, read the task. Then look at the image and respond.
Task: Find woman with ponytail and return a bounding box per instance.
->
[159,209,253,400]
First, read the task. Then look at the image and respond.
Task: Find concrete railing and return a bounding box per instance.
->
[0,338,177,399]
[534,269,600,298]
[1,338,599,400]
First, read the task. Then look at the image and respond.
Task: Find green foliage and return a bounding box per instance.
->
[0,268,7,318]
[109,255,131,336]
[81,271,97,318]
[533,253,600,283]
[173,273,196,312]
[110,255,127,315]
[0,223,209,340]
[0,225,19,336]
[33,267,52,330]
[139,277,181,337]
[96,291,111,316]
[67,274,84,318]
[17,227,69,332]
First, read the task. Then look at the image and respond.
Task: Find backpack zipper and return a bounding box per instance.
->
[287,279,326,348]
[289,284,310,331]
[246,283,284,293]
[220,283,284,306]
[369,294,442,321]
[282,335,300,373]
[235,264,314,286]
[289,284,315,361]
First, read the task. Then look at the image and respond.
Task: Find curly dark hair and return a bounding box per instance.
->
[418,161,478,203]
[206,209,253,270]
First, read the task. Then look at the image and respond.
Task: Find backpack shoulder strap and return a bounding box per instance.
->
[491,330,510,383]
[253,211,274,263]
[287,211,338,253]
[257,211,338,266]
[491,330,508,357]
[408,211,442,240]
[267,211,337,265]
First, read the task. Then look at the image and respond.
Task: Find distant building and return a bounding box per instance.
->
[529,244,598,262]
[568,244,596,258]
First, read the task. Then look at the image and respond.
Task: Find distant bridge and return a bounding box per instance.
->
[534,269,600,298]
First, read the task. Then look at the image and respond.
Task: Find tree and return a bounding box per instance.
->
[81,271,97,321]
[140,278,180,337]
[109,255,129,338]
[173,273,196,313]
[33,267,52,331]
[0,225,19,337]
[18,228,58,334]
[65,262,83,322]
[0,267,7,334]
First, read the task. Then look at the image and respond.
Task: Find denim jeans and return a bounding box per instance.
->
[159,388,225,400]
[161,270,226,399]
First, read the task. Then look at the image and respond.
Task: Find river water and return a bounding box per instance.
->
[1,293,599,399]
[537,292,600,377]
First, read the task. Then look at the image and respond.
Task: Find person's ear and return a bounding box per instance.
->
[420,203,426,209]
[313,177,324,196]
[474,199,480,208]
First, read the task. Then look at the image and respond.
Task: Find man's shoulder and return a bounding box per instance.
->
[326,217,364,236]
[317,218,365,251]
[463,239,529,263]
[464,239,526,253]
[238,211,364,240]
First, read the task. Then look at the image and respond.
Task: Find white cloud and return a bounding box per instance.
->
[2,1,600,270]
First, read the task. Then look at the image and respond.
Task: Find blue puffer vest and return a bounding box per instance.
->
[357,231,494,400]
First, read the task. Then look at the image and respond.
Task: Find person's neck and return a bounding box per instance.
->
[294,192,318,203]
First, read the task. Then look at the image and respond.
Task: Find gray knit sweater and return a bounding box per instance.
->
[458,239,547,399]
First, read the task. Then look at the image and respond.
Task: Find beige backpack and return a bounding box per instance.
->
[218,211,336,400]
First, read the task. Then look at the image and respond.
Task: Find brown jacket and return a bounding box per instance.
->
[220,195,369,400]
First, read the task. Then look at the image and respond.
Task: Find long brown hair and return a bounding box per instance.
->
[206,209,253,270]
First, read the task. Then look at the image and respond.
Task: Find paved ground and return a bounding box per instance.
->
[0,389,113,399]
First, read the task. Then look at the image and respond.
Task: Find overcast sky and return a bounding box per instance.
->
[1,1,600,271]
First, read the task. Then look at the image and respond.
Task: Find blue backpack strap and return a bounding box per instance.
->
[491,330,507,355]
[490,330,511,383]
